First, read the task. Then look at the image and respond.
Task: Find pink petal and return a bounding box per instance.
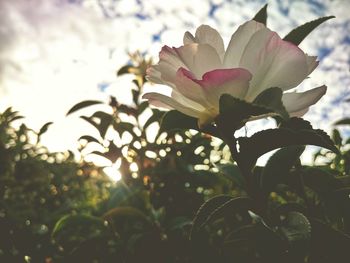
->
[195,68,252,89]
[178,67,252,108]
[174,68,210,107]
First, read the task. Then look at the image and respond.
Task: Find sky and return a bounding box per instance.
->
[0,0,349,165]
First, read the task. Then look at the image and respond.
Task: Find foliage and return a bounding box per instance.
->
[1,5,349,263]
[0,108,110,263]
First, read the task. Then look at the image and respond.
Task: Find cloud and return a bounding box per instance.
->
[0,0,349,158]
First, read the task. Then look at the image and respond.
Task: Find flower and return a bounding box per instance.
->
[143,20,326,127]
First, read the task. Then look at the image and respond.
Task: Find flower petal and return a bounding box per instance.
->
[146,66,162,84]
[142,92,204,118]
[184,25,225,61]
[224,20,265,68]
[183,31,196,44]
[282,85,327,117]
[174,68,211,107]
[193,68,252,106]
[240,28,310,101]
[174,43,222,79]
[306,55,318,75]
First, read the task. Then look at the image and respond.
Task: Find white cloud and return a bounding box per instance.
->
[0,0,349,163]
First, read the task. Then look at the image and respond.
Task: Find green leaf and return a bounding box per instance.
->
[278,211,311,244]
[216,163,245,188]
[38,121,53,138]
[280,117,313,130]
[117,65,134,76]
[302,167,342,194]
[253,87,289,119]
[80,115,98,129]
[8,115,24,122]
[118,104,137,115]
[80,112,113,139]
[52,214,108,252]
[91,141,121,163]
[143,109,164,130]
[66,100,103,115]
[261,146,305,193]
[191,195,234,239]
[283,16,335,45]
[79,135,100,144]
[160,110,198,132]
[238,118,339,170]
[252,4,268,25]
[332,129,342,146]
[218,94,272,132]
[132,89,140,104]
[114,121,136,137]
[310,219,350,263]
[92,111,114,138]
[138,101,149,115]
[191,195,252,239]
[334,118,350,126]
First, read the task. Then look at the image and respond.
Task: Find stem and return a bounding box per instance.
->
[216,120,254,198]
[295,160,311,211]
[215,119,267,215]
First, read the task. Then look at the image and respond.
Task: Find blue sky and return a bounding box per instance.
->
[0,0,349,163]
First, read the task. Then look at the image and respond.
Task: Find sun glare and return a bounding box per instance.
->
[103,165,122,182]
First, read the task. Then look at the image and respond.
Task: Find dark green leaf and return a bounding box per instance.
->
[52,214,108,252]
[8,115,24,122]
[278,211,311,243]
[115,121,136,137]
[191,196,252,239]
[218,94,272,132]
[138,101,149,115]
[334,118,350,126]
[190,195,234,239]
[261,146,305,193]
[38,122,53,138]
[91,141,121,163]
[252,4,268,25]
[283,16,335,45]
[52,214,105,238]
[143,109,164,130]
[238,119,339,170]
[302,167,341,194]
[253,87,289,119]
[79,135,100,144]
[91,112,113,138]
[80,116,98,129]
[216,163,245,188]
[118,104,137,115]
[280,117,313,130]
[332,129,342,146]
[67,100,103,115]
[132,89,140,104]
[2,106,13,118]
[160,110,198,132]
[309,219,350,263]
[79,113,113,138]
[117,65,134,76]
[91,111,112,120]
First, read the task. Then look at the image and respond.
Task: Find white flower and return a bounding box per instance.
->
[143,20,326,127]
